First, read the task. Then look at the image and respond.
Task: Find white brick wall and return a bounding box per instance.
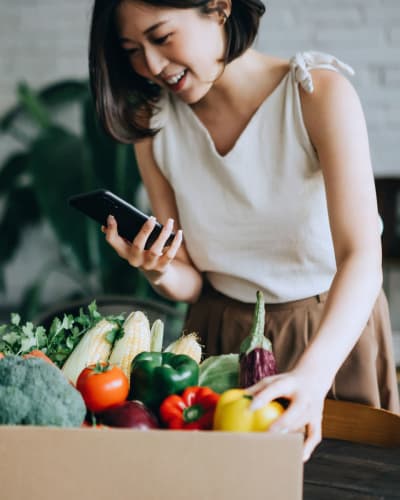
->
[1,0,399,172]
[256,0,400,175]
[0,0,92,114]
[0,0,400,325]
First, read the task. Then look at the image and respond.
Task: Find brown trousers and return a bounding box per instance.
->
[184,285,400,413]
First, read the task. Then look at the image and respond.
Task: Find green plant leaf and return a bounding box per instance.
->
[82,96,117,189]
[0,80,88,133]
[0,77,173,308]
[17,82,51,129]
[82,95,139,201]
[0,186,41,264]
[28,125,95,273]
[37,80,89,108]
[0,152,31,194]
[18,274,48,322]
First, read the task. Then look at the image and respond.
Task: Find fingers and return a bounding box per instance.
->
[246,372,323,462]
[102,214,182,273]
[132,216,158,254]
[158,229,183,265]
[140,218,181,270]
[248,375,294,410]
[302,420,322,462]
[102,215,131,259]
[147,218,174,257]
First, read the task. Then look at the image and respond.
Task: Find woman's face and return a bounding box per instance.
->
[116,0,227,104]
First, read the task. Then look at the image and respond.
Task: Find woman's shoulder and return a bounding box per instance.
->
[294,53,364,153]
[289,51,355,93]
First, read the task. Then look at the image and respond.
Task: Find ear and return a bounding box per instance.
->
[207,0,232,24]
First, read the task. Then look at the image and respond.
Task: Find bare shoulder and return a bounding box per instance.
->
[299,69,364,147]
[299,68,360,115]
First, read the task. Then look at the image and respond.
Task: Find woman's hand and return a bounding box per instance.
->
[102,214,183,285]
[246,369,327,462]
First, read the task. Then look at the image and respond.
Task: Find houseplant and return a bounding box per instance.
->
[0,79,176,319]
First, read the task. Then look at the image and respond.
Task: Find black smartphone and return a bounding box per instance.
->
[68,189,175,249]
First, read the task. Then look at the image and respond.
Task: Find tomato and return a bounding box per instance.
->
[76,363,129,413]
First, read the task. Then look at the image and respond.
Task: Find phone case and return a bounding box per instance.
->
[68,189,174,249]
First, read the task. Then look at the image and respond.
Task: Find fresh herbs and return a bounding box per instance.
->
[0,301,124,367]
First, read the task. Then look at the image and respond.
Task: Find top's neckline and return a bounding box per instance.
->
[175,69,290,160]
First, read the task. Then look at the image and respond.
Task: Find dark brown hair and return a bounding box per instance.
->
[89,0,266,142]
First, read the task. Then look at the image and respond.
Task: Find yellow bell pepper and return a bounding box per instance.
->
[213,388,284,432]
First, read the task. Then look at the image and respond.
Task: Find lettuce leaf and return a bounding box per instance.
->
[199,354,239,393]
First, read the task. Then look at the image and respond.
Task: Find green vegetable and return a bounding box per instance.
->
[130,352,199,410]
[199,354,240,393]
[0,356,86,427]
[0,301,124,367]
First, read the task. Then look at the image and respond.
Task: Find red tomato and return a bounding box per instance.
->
[76,363,129,413]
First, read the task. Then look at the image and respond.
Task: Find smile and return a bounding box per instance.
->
[164,70,186,85]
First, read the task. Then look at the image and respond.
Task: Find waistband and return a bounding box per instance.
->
[202,284,329,311]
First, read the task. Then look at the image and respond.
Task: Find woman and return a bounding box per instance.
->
[89,0,400,460]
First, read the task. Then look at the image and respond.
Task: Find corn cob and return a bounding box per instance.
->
[108,311,151,381]
[164,332,202,364]
[150,319,164,352]
[61,319,117,385]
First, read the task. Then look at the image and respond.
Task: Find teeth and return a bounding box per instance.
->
[166,70,185,85]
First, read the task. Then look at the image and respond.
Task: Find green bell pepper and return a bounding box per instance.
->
[129,352,199,410]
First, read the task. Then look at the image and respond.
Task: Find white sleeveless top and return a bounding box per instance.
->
[151,52,355,303]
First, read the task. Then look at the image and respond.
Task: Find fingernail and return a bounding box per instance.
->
[107,215,114,224]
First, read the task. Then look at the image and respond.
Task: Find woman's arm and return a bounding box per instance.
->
[104,136,203,303]
[297,68,382,390]
[248,69,383,460]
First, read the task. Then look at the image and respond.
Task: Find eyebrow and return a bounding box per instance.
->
[119,20,169,43]
[144,20,168,35]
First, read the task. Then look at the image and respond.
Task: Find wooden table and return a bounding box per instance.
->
[304,439,400,499]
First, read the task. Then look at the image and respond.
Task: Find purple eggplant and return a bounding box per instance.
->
[239,290,277,388]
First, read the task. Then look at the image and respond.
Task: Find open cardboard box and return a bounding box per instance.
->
[0,426,303,500]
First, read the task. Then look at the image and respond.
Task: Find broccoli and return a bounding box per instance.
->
[0,356,86,427]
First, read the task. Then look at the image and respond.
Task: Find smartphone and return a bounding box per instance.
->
[68,189,175,249]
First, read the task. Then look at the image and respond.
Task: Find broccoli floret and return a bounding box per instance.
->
[0,387,30,424]
[0,356,86,427]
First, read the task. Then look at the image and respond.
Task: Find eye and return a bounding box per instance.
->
[123,47,140,57]
[153,33,172,45]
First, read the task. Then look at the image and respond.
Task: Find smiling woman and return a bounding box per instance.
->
[116,2,226,101]
[89,0,265,141]
[86,0,399,462]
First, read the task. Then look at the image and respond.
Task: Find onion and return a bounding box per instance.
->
[98,400,159,429]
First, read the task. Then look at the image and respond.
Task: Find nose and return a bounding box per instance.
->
[143,46,168,77]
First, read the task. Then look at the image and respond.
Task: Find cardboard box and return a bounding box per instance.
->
[0,426,303,500]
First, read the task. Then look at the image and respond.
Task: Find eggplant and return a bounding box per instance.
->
[239,290,277,388]
[98,400,159,429]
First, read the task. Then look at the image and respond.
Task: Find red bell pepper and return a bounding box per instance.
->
[159,386,220,430]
